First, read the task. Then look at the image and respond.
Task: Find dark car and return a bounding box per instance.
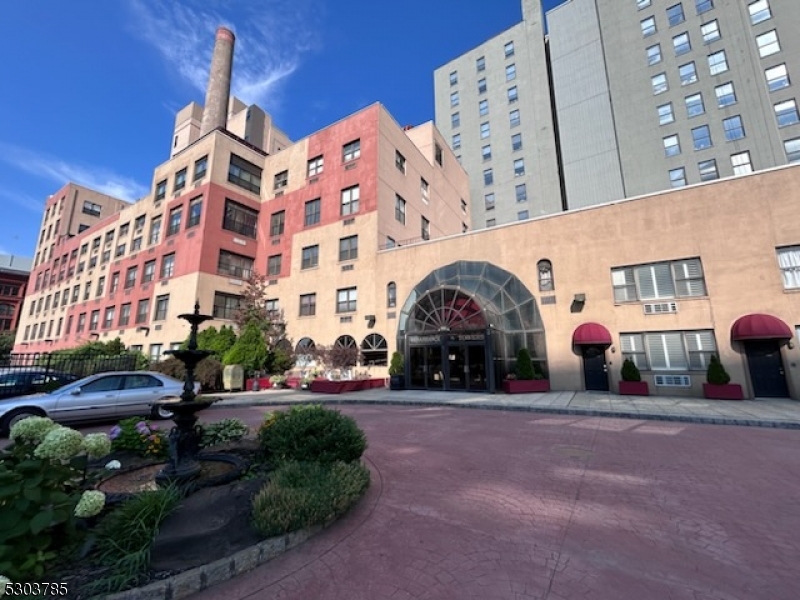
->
[0,368,79,400]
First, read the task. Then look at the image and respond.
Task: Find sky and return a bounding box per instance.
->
[0,0,565,259]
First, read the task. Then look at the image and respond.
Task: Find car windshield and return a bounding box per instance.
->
[49,375,94,395]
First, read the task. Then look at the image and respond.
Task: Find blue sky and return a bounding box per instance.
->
[0,0,564,259]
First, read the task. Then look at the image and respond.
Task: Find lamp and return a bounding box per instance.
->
[789,341,795,350]
[365,315,376,328]
[137,326,150,336]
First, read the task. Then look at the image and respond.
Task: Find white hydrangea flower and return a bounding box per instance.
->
[74,490,106,518]
[105,459,122,470]
[0,575,10,596]
[81,433,112,459]
[33,426,84,461]
[9,416,58,446]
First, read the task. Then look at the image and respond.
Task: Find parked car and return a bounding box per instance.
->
[0,371,202,436]
[0,368,79,399]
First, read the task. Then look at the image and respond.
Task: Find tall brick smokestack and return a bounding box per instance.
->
[200,26,235,137]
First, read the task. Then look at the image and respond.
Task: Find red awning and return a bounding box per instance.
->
[731,314,793,341]
[572,322,613,346]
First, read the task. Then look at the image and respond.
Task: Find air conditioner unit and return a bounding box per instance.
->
[643,302,678,315]
[654,374,691,387]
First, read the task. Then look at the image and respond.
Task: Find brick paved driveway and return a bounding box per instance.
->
[192,405,800,600]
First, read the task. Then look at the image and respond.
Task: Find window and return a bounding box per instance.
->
[513,158,525,177]
[679,62,697,86]
[664,135,681,156]
[148,216,162,245]
[89,310,100,331]
[148,344,163,362]
[478,78,487,94]
[339,235,358,261]
[307,155,324,177]
[507,86,518,103]
[267,254,282,276]
[669,167,687,187]
[336,287,357,313]
[223,199,258,238]
[715,82,736,107]
[173,167,187,193]
[479,99,489,116]
[154,295,169,320]
[775,100,799,127]
[341,185,360,216]
[274,170,288,190]
[765,64,789,92]
[386,236,396,249]
[395,195,406,224]
[673,33,691,56]
[451,112,460,128]
[667,4,685,26]
[504,41,515,58]
[83,201,101,217]
[647,44,662,65]
[515,183,528,202]
[119,303,131,326]
[155,180,167,201]
[621,330,716,371]
[228,154,262,194]
[77,313,86,333]
[638,0,651,7]
[101,249,111,264]
[612,258,706,302]
[92,237,101,250]
[449,70,458,86]
[685,93,705,117]
[395,150,406,174]
[652,73,668,95]
[701,20,720,43]
[658,103,675,124]
[301,245,319,269]
[71,286,79,303]
[484,168,494,186]
[731,151,753,175]
[218,249,253,279]
[756,31,779,58]
[115,243,126,258]
[748,0,771,25]
[509,109,520,127]
[421,178,430,203]
[83,281,92,301]
[476,56,485,71]
[270,210,285,237]
[723,116,745,141]
[125,266,137,289]
[698,158,719,181]
[777,246,800,289]
[695,0,713,14]
[299,293,316,316]
[512,133,523,151]
[482,145,492,161]
[387,282,397,308]
[193,155,208,181]
[343,139,361,162]
[484,193,495,210]
[538,260,554,291]
[304,198,321,226]
[486,218,496,227]
[505,64,516,81]
[187,196,202,228]
[167,206,182,236]
[161,252,175,279]
[708,51,728,75]
[641,17,656,38]
[421,217,430,241]
[692,125,712,150]
[212,292,241,320]
[785,138,800,163]
[517,210,529,221]
[142,260,156,283]
[450,91,459,107]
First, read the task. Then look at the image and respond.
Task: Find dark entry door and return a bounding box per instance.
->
[582,346,609,391]
[745,341,789,397]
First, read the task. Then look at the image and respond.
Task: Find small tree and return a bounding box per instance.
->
[223,321,268,376]
[515,348,535,380]
[620,358,642,382]
[184,325,237,358]
[0,330,16,362]
[706,354,731,385]
[388,352,404,376]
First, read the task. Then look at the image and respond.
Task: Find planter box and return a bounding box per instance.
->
[310,379,384,394]
[619,380,649,396]
[389,374,405,390]
[502,379,550,394]
[246,377,271,392]
[703,383,744,401]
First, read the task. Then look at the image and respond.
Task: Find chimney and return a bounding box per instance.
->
[199,26,235,137]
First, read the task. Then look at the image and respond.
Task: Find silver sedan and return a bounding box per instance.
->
[0,371,201,436]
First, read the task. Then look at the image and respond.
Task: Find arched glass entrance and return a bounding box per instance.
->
[397,261,545,392]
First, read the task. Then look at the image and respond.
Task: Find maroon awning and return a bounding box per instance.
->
[572,322,613,346]
[731,314,793,341]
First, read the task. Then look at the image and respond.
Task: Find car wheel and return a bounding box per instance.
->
[1,408,46,437]
[152,401,175,420]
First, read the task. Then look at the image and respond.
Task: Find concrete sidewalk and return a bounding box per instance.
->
[208,387,800,429]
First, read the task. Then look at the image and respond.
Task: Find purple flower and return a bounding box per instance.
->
[149,424,158,431]
[109,425,121,440]
[135,421,149,434]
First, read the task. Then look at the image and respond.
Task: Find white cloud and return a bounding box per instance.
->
[129,0,321,113]
[0,143,148,202]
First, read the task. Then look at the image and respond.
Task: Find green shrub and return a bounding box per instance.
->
[149,356,185,380]
[515,348,535,380]
[620,358,642,382]
[109,418,168,459]
[223,322,268,375]
[251,460,370,537]
[200,418,248,448]
[258,405,367,464]
[706,355,731,385]
[388,352,404,376]
[195,356,223,391]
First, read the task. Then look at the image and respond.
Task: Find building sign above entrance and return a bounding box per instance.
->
[408,332,486,344]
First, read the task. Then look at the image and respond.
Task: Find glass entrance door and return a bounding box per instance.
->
[468,345,487,391]
[448,346,467,390]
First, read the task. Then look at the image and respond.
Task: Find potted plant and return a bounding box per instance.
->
[619,358,649,396]
[502,348,550,393]
[388,351,405,390]
[299,376,313,390]
[703,355,744,400]
[269,374,287,389]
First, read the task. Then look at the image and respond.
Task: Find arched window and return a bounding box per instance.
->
[295,337,316,367]
[537,259,554,292]
[333,335,359,368]
[387,282,397,308]
[361,333,388,366]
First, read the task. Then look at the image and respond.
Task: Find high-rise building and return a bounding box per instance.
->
[0,255,32,332]
[435,0,800,223]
